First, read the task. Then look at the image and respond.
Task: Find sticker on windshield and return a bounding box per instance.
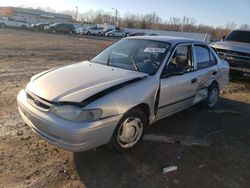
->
[144,47,166,53]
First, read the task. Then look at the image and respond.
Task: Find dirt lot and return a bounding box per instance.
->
[0,29,250,188]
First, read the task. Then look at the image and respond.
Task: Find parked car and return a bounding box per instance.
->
[105,29,127,37]
[0,18,29,29]
[81,27,102,36]
[44,23,75,34]
[210,29,250,78]
[101,28,114,36]
[30,23,50,31]
[75,27,84,34]
[148,33,158,36]
[128,32,146,36]
[17,36,229,152]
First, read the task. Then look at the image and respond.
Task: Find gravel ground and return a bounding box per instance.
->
[0,28,250,188]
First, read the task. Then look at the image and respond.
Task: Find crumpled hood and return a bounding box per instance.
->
[210,41,250,54]
[26,61,147,102]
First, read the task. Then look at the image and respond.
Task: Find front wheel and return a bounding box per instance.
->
[110,108,147,152]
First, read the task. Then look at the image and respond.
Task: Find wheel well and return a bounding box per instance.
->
[133,103,150,124]
[210,80,219,87]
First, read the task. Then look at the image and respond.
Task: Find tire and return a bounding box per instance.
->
[0,23,5,28]
[69,30,73,34]
[87,31,90,35]
[98,32,101,36]
[21,25,27,29]
[110,108,147,152]
[206,83,219,108]
[52,29,56,34]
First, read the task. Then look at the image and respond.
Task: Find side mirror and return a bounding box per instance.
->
[161,66,184,78]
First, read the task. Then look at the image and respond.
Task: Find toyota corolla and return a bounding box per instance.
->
[17,36,229,152]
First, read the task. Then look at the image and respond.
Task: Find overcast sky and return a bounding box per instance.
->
[0,0,249,27]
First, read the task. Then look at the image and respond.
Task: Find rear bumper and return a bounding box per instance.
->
[17,90,122,152]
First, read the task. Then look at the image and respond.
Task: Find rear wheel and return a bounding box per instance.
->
[52,29,56,34]
[207,84,219,108]
[110,108,147,152]
[69,30,73,34]
[87,31,90,35]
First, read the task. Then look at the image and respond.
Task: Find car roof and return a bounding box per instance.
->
[126,36,205,45]
[230,29,250,32]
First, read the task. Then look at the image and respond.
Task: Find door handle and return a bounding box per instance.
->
[191,78,197,83]
[212,71,217,75]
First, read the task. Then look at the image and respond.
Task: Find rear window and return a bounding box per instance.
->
[225,30,250,43]
[194,45,217,69]
[195,46,210,69]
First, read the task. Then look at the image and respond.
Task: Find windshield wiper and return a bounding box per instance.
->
[131,56,139,72]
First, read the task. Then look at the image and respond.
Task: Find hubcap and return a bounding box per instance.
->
[208,87,219,107]
[117,117,143,148]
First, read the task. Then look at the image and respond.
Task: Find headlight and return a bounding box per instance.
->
[51,105,102,122]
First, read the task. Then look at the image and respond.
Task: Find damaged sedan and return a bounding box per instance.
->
[17,36,229,152]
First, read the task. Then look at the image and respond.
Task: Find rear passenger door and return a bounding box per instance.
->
[193,45,218,91]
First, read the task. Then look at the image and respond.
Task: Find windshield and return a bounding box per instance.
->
[91,39,170,74]
[225,30,250,43]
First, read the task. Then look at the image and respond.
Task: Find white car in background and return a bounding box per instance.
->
[0,18,29,29]
[105,29,127,37]
[81,27,102,36]
[75,27,83,34]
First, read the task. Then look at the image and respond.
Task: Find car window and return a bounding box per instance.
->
[194,45,210,69]
[210,49,217,66]
[195,45,217,69]
[168,45,193,72]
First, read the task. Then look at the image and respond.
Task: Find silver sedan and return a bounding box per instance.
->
[17,36,229,152]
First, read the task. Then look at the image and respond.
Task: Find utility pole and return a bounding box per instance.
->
[112,8,118,26]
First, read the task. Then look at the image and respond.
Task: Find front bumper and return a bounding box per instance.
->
[17,90,122,152]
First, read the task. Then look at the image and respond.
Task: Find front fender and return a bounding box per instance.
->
[85,76,159,123]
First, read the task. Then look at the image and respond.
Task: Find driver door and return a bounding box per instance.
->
[156,44,199,119]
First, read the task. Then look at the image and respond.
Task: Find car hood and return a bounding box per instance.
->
[26,61,147,103]
[210,41,250,54]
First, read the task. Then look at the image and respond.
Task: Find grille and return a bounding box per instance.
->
[215,49,250,68]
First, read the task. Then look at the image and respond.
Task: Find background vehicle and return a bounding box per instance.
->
[210,30,250,78]
[105,29,127,37]
[75,27,84,34]
[81,26,102,36]
[44,23,75,34]
[128,32,146,36]
[0,18,29,29]
[30,23,50,31]
[17,37,229,152]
